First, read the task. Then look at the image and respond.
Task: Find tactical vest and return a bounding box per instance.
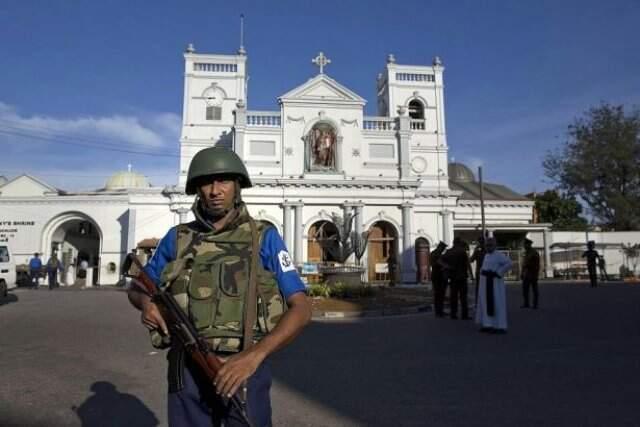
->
[157,216,285,353]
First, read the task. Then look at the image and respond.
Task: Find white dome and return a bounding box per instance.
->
[0,176,8,187]
[104,171,151,190]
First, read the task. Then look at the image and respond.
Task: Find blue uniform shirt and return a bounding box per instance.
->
[144,226,306,300]
[29,258,42,270]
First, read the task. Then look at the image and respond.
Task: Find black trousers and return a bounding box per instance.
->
[588,266,597,287]
[433,276,448,316]
[522,277,539,307]
[449,278,468,318]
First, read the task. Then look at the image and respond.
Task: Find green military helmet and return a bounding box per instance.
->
[185,147,252,194]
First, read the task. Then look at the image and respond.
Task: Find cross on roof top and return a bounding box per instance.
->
[312,52,331,74]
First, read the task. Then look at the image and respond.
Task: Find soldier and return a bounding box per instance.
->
[521,238,540,309]
[430,241,448,317]
[582,241,600,288]
[127,147,312,426]
[469,236,486,305]
[440,237,472,320]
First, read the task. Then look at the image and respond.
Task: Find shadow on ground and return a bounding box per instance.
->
[0,293,18,306]
[270,282,640,426]
[72,381,159,427]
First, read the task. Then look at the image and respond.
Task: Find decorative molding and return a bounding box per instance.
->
[285,147,294,156]
[410,156,427,174]
[340,118,359,127]
[286,115,305,123]
[352,149,360,157]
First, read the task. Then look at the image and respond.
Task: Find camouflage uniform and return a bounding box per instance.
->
[145,204,304,427]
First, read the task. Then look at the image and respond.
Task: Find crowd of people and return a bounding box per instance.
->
[430,236,612,334]
[430,236,540,334]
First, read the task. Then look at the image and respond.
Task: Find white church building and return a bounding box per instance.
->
[0,45,544,286]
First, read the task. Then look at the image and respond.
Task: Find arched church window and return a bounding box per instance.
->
[408,100,425,120]
[305,123,337,172]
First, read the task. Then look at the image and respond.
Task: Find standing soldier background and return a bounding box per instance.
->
[430,242,448,317]
[582,241,600,288]
[520,238,540,309]
[598,256,609,282]
[440,237,471,320]
[469,236,486,306]
[127,147,311,426]
[120,248,138,287]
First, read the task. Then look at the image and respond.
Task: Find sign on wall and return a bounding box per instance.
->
[0,220,36,243]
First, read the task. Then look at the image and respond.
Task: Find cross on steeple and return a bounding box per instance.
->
[312,52,331,74]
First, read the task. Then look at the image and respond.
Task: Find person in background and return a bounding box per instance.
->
[430,241,448,317]
[29,252,42,289]
[582,241,600,288]
[598,256,609,282]
[46,252,64,290]
[470,236,486,306]
[521,238,540,309]
[475,237,513,334]
[440,237,472,320]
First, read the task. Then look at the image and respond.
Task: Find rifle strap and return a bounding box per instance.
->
[243,218,259,352]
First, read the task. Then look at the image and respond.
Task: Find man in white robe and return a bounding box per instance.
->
[475,237,512,333]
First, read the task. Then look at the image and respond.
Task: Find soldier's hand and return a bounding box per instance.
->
[214,350,264,398]
[141,300,168,336]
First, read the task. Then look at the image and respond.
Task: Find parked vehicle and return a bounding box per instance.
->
[0,245,17,297]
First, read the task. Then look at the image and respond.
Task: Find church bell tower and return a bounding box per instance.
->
[178,43,247,188]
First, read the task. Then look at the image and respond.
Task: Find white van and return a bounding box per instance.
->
[0,245,17,297]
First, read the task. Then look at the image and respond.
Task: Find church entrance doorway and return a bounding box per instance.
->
[367,221,398,284]
[43,213,101,286]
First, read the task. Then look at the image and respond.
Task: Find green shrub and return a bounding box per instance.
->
[307,283,331,298]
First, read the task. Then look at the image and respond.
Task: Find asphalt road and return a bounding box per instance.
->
[1,282,639,426]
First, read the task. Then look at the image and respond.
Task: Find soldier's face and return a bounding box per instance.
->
[198,175,236,216]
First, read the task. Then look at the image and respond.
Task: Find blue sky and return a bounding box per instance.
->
[1,0,638,192]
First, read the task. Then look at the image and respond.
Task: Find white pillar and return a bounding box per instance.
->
[293,202,304,264]
[441,209,453,246]
[282,202,293,252]
[543,227,553,278]
[401,202,414,283]
[126,208,137,252]
[354,203,364,234]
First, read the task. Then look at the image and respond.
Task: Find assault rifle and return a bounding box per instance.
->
[128,257,253,427]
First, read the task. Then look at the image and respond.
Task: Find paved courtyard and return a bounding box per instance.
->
[1,282,639,426]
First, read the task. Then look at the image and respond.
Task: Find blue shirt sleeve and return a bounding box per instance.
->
[143,227,177,287]
[260,226,306,300]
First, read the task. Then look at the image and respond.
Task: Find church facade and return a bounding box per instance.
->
[0,45,542,285]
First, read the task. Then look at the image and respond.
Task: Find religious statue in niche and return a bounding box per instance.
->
[306,123,337,171]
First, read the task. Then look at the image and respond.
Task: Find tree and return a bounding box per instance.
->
[529,190,588,230]
[543,104,640,230]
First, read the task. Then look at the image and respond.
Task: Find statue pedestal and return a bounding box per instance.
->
[320,265,364,287]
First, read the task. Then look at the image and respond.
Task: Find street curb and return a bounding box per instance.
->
[312,304,432,320]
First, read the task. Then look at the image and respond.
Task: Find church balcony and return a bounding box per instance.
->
[246,111,282,127]
[363,117,397,131]
[410,119,426,131]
